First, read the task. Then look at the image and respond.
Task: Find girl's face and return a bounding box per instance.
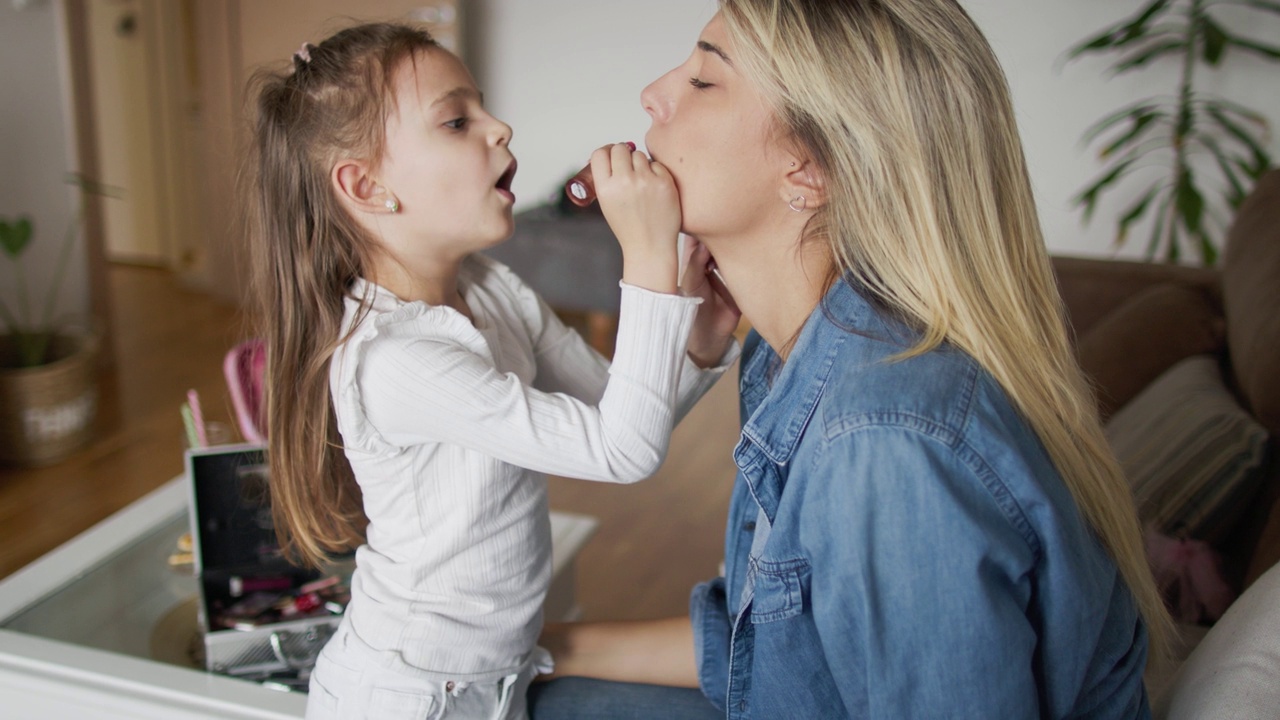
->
[641,13,784,242]
[376,49,517,261]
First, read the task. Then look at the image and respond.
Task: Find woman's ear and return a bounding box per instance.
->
[780,157,827,212]
[332,160,398,214]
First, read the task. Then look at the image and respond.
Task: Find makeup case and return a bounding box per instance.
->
[185,444,351,688]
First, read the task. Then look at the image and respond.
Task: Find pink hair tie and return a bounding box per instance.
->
[294,42,312,64]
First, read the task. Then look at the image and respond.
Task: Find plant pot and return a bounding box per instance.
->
[0,333,99,467]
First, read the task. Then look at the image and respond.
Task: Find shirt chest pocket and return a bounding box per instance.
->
[747,557,810,624]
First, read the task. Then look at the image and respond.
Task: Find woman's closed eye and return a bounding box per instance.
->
[688,77,713,90]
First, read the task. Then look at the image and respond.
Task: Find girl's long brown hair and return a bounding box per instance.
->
[720,0,1173,653]
[246,23,438,567]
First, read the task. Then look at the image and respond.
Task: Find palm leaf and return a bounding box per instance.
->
[1068,0,1176,59]
[1233,0,1280,12]
[1227,36,1280,59]
[1100,111,1166,157]
[1200,17,1230,64]
[1081,102,1165,144]
[1075,158,1140,222]
[1200,135,1250,207]
[1112,40,1187,73]
[1115,184,1163,246]
[1175,168,1206,236]
[1146,189,1176,259]
[1207,106,1273,173]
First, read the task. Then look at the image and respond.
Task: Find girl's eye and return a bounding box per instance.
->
[688,77,712,90]
[445,117,468,130]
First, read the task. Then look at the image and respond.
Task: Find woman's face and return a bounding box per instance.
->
[641,13,786,242]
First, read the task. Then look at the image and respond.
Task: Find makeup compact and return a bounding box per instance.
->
[185,444,351,683]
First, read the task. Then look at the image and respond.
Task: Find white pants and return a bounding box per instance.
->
[305,623,551,720]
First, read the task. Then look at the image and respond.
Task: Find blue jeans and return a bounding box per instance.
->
[527,678,721,720]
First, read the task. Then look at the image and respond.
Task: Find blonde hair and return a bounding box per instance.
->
[719,0,1172,651]
[246,23,439,567]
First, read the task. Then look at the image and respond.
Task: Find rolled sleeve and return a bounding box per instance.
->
[689,577,732,713]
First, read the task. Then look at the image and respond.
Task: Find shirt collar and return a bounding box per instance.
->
[734,279,888,468]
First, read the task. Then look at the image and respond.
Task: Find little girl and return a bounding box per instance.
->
[245,22,739,720]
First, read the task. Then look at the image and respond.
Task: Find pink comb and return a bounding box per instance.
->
[224,339,267,444]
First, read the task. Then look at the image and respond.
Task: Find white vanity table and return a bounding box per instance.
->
[0,477,596,719]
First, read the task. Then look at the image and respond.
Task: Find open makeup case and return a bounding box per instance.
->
[184,443,353,689]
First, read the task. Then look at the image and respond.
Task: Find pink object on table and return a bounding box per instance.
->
[224,339,267,444]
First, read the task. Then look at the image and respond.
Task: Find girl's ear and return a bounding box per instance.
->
[332,160,397,214]
[780,156,827,212]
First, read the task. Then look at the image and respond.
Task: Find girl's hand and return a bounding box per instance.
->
[591,143,681,294]
[680,236,741,368]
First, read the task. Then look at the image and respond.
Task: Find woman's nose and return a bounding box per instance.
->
[641,71,675,123]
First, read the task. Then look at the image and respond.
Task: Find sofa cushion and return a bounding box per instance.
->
[1222,168,1280,438]
[1151,562,1280,719]
[1105,356,1269,543]
[1077,283,1225,421]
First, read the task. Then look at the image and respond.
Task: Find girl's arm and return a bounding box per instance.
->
[357,283,696,483]
[539,617,700,688]
[528,288,737,425]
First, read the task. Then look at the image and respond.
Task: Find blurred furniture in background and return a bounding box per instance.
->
[1051,168,1280,716]
[485,204,622,354]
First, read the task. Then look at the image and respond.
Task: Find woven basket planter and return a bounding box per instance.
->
[0,333,98,467]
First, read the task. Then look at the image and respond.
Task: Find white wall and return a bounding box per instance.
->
[0,0,86,334]
[464,0,717,209]
[469,0,1280,261]
[969,0,1280,260]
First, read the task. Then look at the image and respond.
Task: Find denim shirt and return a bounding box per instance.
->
[690,280,1150,719]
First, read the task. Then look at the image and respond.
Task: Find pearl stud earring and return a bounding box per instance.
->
[385,197,399,213]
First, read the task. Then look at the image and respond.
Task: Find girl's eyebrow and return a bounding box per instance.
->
[697,40,733,67]
[430,86,483,107]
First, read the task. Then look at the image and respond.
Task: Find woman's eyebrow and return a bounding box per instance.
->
[697,40,733,67]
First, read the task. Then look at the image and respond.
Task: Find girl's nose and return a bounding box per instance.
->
[492,118,513,146]
[641,70,676,123]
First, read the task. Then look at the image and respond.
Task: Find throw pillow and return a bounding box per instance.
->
[1151,562,1280,720]
[1077,283,1225,421]
[1222,169,1280,439]
[1106,355,1269,543]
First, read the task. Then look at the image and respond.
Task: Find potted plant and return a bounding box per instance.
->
[1068,0,1279,266]
[0,174,114,466]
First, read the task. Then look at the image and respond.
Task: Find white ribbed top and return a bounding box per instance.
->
[329,254,731,679]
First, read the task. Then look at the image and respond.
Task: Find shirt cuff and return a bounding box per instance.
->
[609,282,700,387]
[690,577,732,713]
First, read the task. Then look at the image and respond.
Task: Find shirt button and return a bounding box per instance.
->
[445,681,455,693]
[743,521,756,532]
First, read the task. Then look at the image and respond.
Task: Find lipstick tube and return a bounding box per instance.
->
[564,142,636,207]
[565,165,596,207]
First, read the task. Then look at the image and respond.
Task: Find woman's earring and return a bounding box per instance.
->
[385,197,400,213]
[788,195,807,213]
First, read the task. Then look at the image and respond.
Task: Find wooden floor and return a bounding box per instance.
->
[0,264,741,622]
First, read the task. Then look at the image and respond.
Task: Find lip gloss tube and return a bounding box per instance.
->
[564,142,636,207]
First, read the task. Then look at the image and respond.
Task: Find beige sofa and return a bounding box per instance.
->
[1051,169,1280,716]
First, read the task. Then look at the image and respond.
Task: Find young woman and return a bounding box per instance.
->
[531,2,1171,718]
[246,22,737,720]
